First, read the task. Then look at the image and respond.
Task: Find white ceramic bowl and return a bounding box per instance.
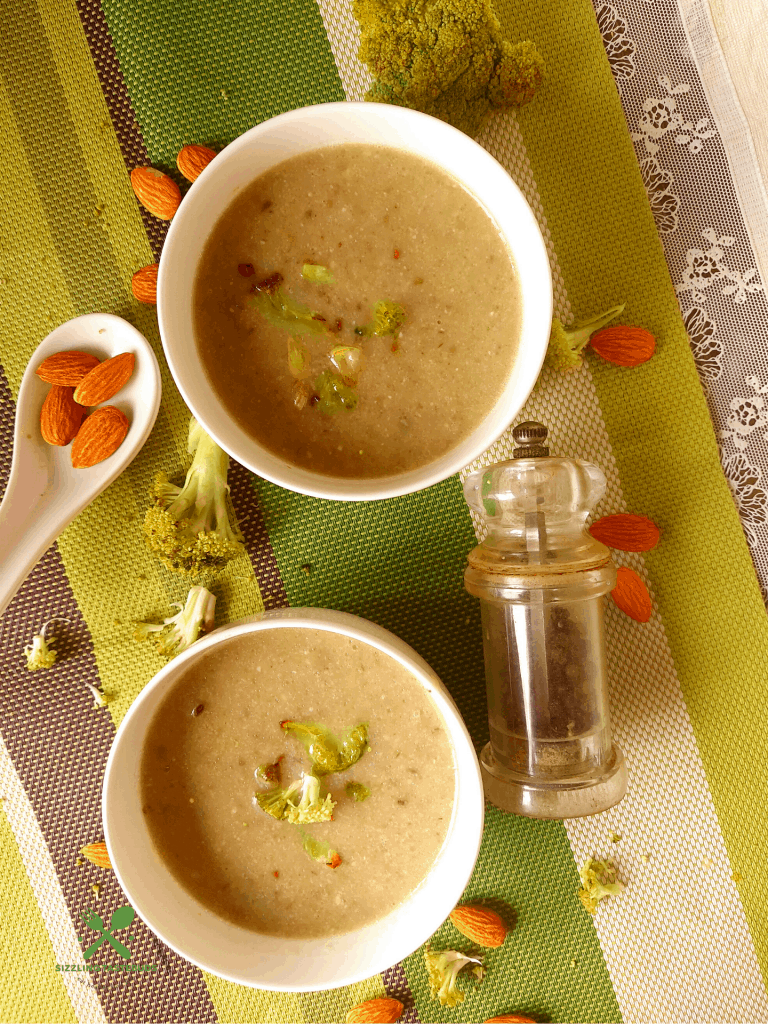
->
[103,608,484,991]
[158,102,552,500]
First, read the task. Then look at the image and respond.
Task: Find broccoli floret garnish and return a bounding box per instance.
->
[254,757,283,786]
[353,0,544,138]
[314,371,359,415]
[24,628,57,671]
[355,300,407,338]
[424,946,486,1008]
[545,305,625,373]
[301,263,335,284]
[281,720,368,775]
[252,276,329,337]
[577,857,625,914]
[143,418,244,577]
[255,773,336,824]
[346,782,371,802]
[301,832,342,869]
[134,586,216,657]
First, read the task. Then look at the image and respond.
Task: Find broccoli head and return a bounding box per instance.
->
[24,631,57,671]
[424,946,485,1008]
[355,300,407,338]
[545,305,625,373]
[255,773,336,824]
[577,857,625,914]
[134,586,216,657]
[353,0,544,138]
[143,418,244,576]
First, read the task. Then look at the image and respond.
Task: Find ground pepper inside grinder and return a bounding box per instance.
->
[463,421,627,819]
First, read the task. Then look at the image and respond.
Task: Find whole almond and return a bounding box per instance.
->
[130,166,181,220]
[71,406,129,468]
[449,904,508,948]
[590,514,661,552]
[346,998,403,1024]
[177,144,216,182]
[590,326,656,367]
[80,841,112,869]
[74,352,135,407]
[611,566,653,622]
[131,263,158,304]
[36,350,100,386]
[485,1016,536,1023]
[40,386,85,445]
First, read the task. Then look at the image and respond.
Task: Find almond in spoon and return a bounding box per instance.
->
[40,385,85,445]
[74,352,135,407]
[36,350,100,386]
[71,406,129,468]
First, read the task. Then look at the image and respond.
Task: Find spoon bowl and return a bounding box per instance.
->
[0,313,161,618]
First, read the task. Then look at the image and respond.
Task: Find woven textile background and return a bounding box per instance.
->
[0,1,767,1022]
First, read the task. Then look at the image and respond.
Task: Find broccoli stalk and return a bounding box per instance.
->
[353,0,544,138]
[281,720,368,775]
[424,946,486,1008]
[545,305,625,373]
[355,300,407,338]
[134,586,216,657]
[143,418,244,576]
[254,773,336,824]
[577,857,625,914]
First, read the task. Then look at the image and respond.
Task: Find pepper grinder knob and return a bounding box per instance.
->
[512,420,550,458]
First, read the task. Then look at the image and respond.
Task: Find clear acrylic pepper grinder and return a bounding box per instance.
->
[463,421,627,819]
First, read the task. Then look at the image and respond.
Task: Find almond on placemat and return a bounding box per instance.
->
[589,513,660,552]
[611,566,653,622]
[40,385,85,446]
[80,841,112,869]
[345,997,404,1023]
[130,166,181,220]
[177,144,217,182]
[71,406,129,468]
[449,903,508,947]
[132,263,159,304]
[36,350,100,386]
[74,352,135,406]
[485,1015,537,1023]
[590,325,656,366]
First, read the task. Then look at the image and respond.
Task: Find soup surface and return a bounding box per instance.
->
[140,628,456,938]
[194,143,521,478]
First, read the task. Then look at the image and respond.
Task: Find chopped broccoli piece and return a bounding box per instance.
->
[253,284,329,337]
[255,778,302,821]
[346,781,371,802]
[255,757,283,786]
[134,586,216,657]
[353,0,544,138]
[24,632,57,671]
[577,857,625,914]
[287,337,312,380]
[545,305,625,373]
[143,418,244,577]
[301,832,342,868]
[355,300,407,338]
[314,370,359,415]
[329,345,364,385]
[285,773,336,824]
[86,683,111,708]
[424,946,485,1008]
[302,263,335,284]
[281,720,368,775]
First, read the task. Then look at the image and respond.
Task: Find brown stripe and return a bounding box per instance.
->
[74,0,168,261]
[228,460,290,609]
[382,964,421,1023]
[0,366,217,1023]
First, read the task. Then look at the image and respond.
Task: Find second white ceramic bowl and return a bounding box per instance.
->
[158,102,552,500]
[103,608,484,991]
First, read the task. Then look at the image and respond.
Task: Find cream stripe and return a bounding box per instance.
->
[0,735,107,1024]
[315,5,768,1019]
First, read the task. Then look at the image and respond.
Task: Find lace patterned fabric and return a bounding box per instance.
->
[594,0,768,600]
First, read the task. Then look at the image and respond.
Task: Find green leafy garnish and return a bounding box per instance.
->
[345,782,371,802]
[355,299,407,337]
[253,287,329,337]
[302,263,335,284]
[281,720,368,775]
[301,832,342,868]
[314,371,359,415]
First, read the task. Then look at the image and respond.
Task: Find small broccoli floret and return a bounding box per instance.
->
[285,773,336,824]
[354,0,544,138]
[134,586,216,657]
[143,418,244,576]
[301,832,342,868]
[281,720,369,775]
[23,618,69,671]
[355,300,407,338]
[424,946,485,1008]
[545,305,625,373]
[254,757,283,786]
[314,371,359,415]
[346,781,371,802]
[577,857,625,914]
[252,276,329,337]
[255,778,302,820]
[86,683,112,708]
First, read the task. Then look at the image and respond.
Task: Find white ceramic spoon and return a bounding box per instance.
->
[0,313,162,619]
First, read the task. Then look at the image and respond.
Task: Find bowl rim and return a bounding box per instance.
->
[102,607,485,990]
[157,100,553,501]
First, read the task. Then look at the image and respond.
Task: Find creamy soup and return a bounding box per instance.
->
[140,628,456,938]
[194,143,521,478]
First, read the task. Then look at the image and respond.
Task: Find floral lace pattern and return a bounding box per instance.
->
[595,0,768,600]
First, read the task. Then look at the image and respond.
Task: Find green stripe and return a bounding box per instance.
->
[506,0,768,980]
